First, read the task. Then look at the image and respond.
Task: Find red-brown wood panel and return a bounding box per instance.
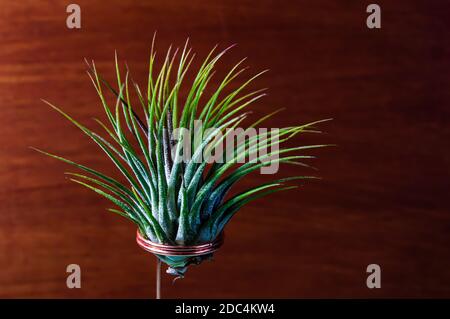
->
[0,0,449,298]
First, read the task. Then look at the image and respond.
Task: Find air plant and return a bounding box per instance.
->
[34,38,330,278]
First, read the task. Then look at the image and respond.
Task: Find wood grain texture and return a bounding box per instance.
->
[0,0,449,298]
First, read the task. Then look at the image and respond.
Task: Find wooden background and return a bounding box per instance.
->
[0,0,449,298]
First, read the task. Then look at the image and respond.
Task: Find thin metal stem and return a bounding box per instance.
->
[156,257,161,299]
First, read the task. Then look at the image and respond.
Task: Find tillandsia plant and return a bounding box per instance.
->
[34,38,331,277]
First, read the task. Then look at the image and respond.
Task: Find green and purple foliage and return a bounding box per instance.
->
[35,38,331,277]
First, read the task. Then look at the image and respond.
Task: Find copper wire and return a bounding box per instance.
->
[136,229,224,256]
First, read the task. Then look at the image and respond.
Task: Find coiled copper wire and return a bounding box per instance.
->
[136,229,224,256]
